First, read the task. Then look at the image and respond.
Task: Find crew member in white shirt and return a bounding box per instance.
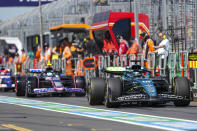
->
[153,33,169,58]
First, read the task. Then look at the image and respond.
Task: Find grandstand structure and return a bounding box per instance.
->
[0,0,196,52]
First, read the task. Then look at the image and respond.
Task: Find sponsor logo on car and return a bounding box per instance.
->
[34,88,54,93]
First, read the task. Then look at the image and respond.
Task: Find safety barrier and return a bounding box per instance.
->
[168,52,176,84]
[148,53,156,77]
[179,51,188,77]
[158,54,167,76]
[2,51,197,88]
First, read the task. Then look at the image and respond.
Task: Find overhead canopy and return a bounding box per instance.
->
[50,24,93,42]
[50,24,91,31]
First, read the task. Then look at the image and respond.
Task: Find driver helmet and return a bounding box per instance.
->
[47,72,53,77]
[46,61,53,72]
[133,71,140,76]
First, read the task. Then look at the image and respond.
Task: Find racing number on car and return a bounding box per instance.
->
[82,58,98,70]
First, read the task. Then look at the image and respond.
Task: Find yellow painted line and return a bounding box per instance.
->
[59,122,84,126]
[1,124,32,131]
[67,123,83,127]
[91,128,112,131]
[59,121,64,124]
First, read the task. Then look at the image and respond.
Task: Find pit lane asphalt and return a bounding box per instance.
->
[0,92,197,131]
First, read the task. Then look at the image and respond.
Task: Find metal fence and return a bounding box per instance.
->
[2,51,196,88]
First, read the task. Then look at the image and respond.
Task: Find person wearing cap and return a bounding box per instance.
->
[75,51,85,76]
[140,31,155,69]
[71,36,78,58]
[140,32,155,59]
[84,37,100,57]
[72,36,85,58]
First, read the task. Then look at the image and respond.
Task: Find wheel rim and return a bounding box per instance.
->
[105,83,112,106]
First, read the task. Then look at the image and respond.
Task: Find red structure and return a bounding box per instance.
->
[91,11,149,51]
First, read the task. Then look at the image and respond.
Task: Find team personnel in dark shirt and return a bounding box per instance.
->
[84,37,101,57]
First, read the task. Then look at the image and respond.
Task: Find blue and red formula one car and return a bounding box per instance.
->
[0,67,15,92]
[15,67,86,97]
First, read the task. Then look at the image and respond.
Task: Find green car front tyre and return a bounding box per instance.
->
[173,77,190,107]
[105,78,122,108]
[88,78,105,105]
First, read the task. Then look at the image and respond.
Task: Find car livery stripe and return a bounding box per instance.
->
[0,84,15,88]
[0,96,197,131]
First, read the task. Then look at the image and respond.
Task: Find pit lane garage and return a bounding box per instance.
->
[87,65,192,108]
[15,68,86,97]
